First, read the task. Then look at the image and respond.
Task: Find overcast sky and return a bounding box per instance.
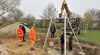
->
[18,0,100,19]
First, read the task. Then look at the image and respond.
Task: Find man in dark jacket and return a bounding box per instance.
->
[69,32,74,51]
[21,24,26,42]
[50,24,56,38]
[60,29,64,55]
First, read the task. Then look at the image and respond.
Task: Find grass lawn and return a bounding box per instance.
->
[35,28,61,34]
[35,28,100,44]
[77,30,100,44]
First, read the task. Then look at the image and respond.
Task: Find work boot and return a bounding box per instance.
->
[30,45,35,51]
[18,43,22,47]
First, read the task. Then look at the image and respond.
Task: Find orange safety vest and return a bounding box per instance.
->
[17,27,24,37]
[30,26,36,39]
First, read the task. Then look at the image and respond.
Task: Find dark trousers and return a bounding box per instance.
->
[69,42,72,51]
[61,42,64,54]
[51,32,55,38]
[23,33,25,41]
[69,38,73,51]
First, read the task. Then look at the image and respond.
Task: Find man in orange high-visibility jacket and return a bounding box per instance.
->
[17,25,24,47]
[29,26,36,50]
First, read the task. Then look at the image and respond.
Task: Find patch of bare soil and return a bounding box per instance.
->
[0,33,100,55]
[0,33,46,55]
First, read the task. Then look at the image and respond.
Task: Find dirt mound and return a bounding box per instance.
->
[0,22,30,34]
[0,22,10,29]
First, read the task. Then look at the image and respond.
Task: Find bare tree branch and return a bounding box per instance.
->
[0,0,20,16]
[41,3,57,19]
